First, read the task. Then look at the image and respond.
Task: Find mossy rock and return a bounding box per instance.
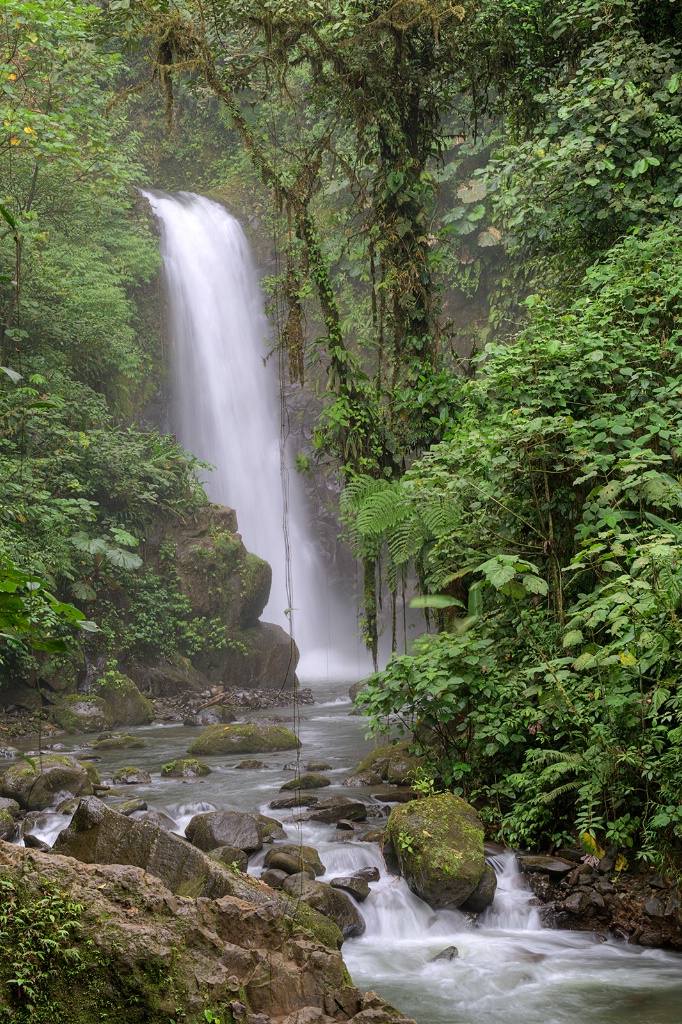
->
[0,755,93,810]
[188,722,300,756]
[161,758,212,778]
[90,732,147,750]
[93,672,154,726]
[112,766,151,785]
[280,773,331,792]
[80,760,101,786]
[355,741,422,786]
[385,793,489,911]
[49,694,114,734]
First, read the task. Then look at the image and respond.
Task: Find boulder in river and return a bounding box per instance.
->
[112,766,151,785]
[235,759,270,769]
[188,722,300,756]
[161,758,212,778]
[263,843,325,877]
[460,863,497,913]
[207,844,249,873]
[516,853,576,879]
[343,771,383,787]
[0,797,19,840]
[353,742,422,786]
[282,876,365,938]
[0,842,417,1022]
[0,754,93,810]
[280,773,331,792]
[186,809,268,853]
[385,793,491,911]
[305,796,367,824]
[90,732,146,750]
[92,671,154,726]
[49,695,114,734]
[329,874,371,902]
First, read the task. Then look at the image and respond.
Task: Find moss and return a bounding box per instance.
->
[188,723,300,756]
[79,760,101,786]
[90,733,147,750]
[161,758,212,778]
[92,672,154,726]
[48,694,114,734]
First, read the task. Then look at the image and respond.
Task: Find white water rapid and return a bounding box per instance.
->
[143,191,369,681]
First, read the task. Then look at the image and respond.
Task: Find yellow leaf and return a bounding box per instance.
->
[9,137,19,146]
[619,651,637,666]
[7,73,16,81]
[422,830,433,838]
[23,126,33,134]
[615,853,628,872]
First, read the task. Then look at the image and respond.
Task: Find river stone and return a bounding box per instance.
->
[0,796,19,840]
[188,723,300,756]
[282,869,316,888]
[343,772,383,787]
[0,754,93,810]
[460,863,497,913]
[357,827,386,843]
[282,876,365,938]
[113,798,147,816]
[49,695,114,735]
[431,946,458,962]
[305,761,332,772]
[186,810,263,853]
[92,672,154,726]
[257,813,287,842]
[385,793,487,911]
[261,867,289,889]
[132,809,179,831]
[263,843,325,877]
[235,759,270,769]
[354,742,423,786]
[270,794,319,809]
[161,758,212,778]
[516,854,575,878]
[90,732,146,750]
[208,845,248,873]
[330,875,371,902]
[306,797,367,824]
[280,773,331,792]
[112,766,151,785]
[371,789,416,804]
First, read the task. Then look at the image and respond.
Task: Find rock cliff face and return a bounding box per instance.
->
[0,842,414,1024]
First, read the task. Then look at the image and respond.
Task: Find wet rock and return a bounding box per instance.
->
[23,833,52,851]
[639,929,664,947]
[0,754,93,810]
[49,695,114,734]
[370,789,416,804]
[329,875,371,902]
[357,827,386,843]
[516,854,575,879]
[282,876,365,938]
[460,863,497,913]
[112,766,151,785]
[563,891,589,915]
[281,1009,337,1024]
[385,793,488,911]
[336,819,364,831]
[161,758,212,778]
[354,866,380,883]
[261,868,289,889]
[0,841,362,1020]
[270,794,319,810]
[92,672,154,726]
[132,809,178,831]
[188,722,300,756]
[305,797,367,824]
[186,810,264,853]
[235,759,270,769]
[280,773,331,792]
[90,732,146,750]
[207,845,249,873]
[256,814,286,842]
[343,772,383,787]
[305,761,332,772]
[282,869,316,888]
[0,796,20,840]
[55,796,82,814]
[113,798,147,816]
[354,742,422,787]
[430,946,458,962]
[528,873,554,900]
[263,843,325,877]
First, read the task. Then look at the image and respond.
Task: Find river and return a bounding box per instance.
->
[22,677,682,1024]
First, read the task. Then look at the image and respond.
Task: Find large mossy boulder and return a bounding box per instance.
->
[0,798,19,840]
[385,793,493,911]
[281,876,365,938]
[354,742,422,787]
[161,758,212,778]
[0,843,417,1023]
[49,694,114,734]
[188,722,300,756]
[92,672,154,726]
[0,755,93,810]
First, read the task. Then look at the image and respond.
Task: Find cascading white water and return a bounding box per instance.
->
[143,191,370,681]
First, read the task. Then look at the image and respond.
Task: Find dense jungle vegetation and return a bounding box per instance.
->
[2,0,682,867]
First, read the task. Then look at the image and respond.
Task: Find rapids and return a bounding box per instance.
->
[20,680,682,1024]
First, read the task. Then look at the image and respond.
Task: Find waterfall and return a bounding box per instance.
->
[143,190,369,681]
